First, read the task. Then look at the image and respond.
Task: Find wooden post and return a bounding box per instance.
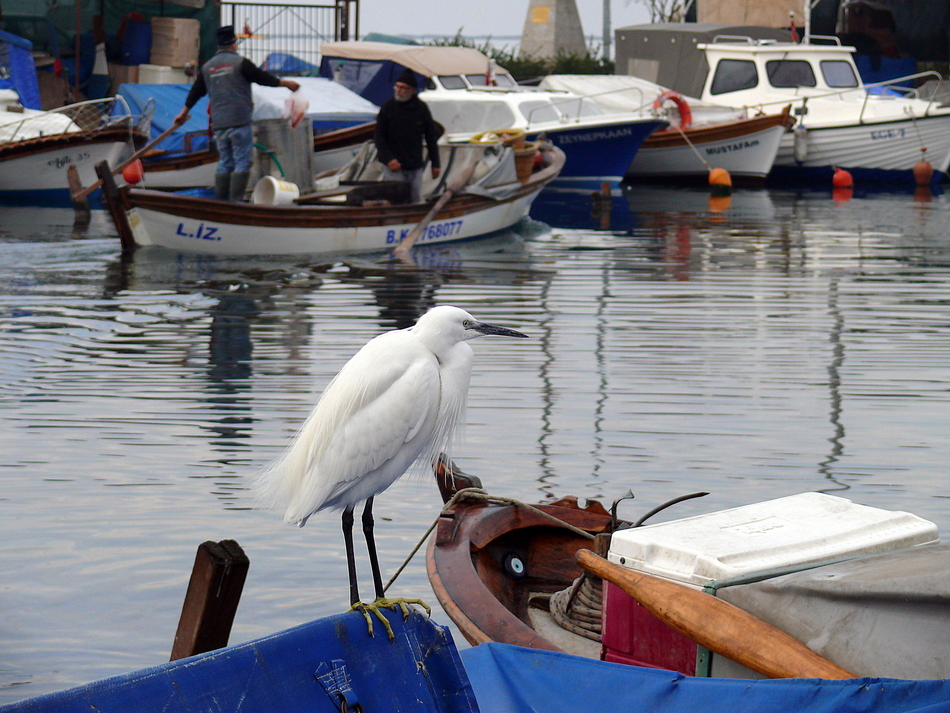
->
[94,161,136,254]
[67,165,90,226]
[170,539,250,661]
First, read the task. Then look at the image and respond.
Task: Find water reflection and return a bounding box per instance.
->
[3,187,950,703]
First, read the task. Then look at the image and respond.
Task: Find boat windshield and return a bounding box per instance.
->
[709,59,758,95]
[438,76,468,90]
[519,99,560,123]
[428,100,517,133]
[765,60,817,88]
[820,60,859,88]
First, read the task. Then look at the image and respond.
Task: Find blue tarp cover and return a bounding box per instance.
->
[0,30,40,110]
[2,611,477,713]
[461,643,950,713]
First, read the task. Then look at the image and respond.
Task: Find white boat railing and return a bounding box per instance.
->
[0,96,147,144]
[722,70,946,124]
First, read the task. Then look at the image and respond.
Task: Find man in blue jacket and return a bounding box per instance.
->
[374,67,441,203]
[175,26,300,201]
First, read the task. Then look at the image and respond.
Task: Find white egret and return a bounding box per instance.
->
[257,305,528,634]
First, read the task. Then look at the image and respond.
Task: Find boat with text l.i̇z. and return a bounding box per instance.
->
[98,139,565,256]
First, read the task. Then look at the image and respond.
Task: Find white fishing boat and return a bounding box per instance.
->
[97,140,565,256]
[319,42,667,183]
[615,24,950,182]
[540,74,790,185]
[0,92,148,201]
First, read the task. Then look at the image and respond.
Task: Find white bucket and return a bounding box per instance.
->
[252,176,300,206]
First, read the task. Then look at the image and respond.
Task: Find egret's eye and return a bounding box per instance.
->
[462,320,471,328]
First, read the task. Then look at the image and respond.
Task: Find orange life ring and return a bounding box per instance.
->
[652,90,692,131]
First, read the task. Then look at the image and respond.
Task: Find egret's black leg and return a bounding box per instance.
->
[362,496,386,599]
[342,506,360,606]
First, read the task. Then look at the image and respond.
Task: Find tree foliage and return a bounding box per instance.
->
[427,30,614,83]
[632,0,691,23]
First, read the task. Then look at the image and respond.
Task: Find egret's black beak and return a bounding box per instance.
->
[471,321,529,338]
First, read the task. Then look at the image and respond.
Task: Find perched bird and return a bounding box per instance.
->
[257,305,528,634]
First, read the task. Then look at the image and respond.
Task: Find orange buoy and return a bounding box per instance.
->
[653,90,692,130]
[123,159,144,185]
[708,167,732,197]
[832,167,853,188]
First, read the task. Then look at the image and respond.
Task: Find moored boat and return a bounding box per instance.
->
[7,604,950,713]
[98,140,565,256]
[615,24,950,182]
[320,42,667,184]
[428,484,950,680]
[0,94,148,202]
[540,74,791,185]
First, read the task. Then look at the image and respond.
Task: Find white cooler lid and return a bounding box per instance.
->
[607,492,939,587]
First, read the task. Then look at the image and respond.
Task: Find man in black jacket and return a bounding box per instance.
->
[374,67,441,203]
[174,25,300,201]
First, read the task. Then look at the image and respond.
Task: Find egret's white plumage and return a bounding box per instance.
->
[257,305,528,528]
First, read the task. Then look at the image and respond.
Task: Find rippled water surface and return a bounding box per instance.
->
[2,184,950,702]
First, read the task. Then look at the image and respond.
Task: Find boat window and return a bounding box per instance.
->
[427,100,517,133]
[466,73,494,87]
[820,60,859,88]
[438,75,467,90]
[519,100,560,123]
[709,59,758,95]
[765,60,817,88]
[493,74,518,88]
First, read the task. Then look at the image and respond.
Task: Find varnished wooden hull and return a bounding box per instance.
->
[426,495,613,651]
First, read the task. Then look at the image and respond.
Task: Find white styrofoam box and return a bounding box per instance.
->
[608,492,939,588]
[138,64,191,85]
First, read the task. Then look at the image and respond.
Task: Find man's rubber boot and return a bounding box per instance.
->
[214,173,230,200]
[229,172,250,202]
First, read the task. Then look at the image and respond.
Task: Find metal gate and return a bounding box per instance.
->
[219,0,359,70]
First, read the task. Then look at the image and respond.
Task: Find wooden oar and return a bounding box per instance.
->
[576,549,855,679]
[394,148,484,257]
[71,119,184,209]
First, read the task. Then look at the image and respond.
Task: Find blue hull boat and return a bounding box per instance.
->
[4,609,950,712]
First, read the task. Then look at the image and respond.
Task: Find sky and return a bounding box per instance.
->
[356,0,653,50]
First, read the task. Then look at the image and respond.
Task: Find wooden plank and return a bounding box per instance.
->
[576,550,856,679]
[94,161,135,254]
[170,539,249,661]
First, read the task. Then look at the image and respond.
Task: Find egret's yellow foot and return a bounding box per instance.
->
[349,597,432,640]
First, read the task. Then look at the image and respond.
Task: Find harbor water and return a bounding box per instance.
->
[2,183,949,703]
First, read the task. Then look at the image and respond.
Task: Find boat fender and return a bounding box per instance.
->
[793,124,808,163]
[652,91,692,130]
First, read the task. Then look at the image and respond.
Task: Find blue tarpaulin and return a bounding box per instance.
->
[2,612,478,713]
[461,643,950,713]
[0,30,41,110]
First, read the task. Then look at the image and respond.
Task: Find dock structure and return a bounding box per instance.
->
[519,0,587,59]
